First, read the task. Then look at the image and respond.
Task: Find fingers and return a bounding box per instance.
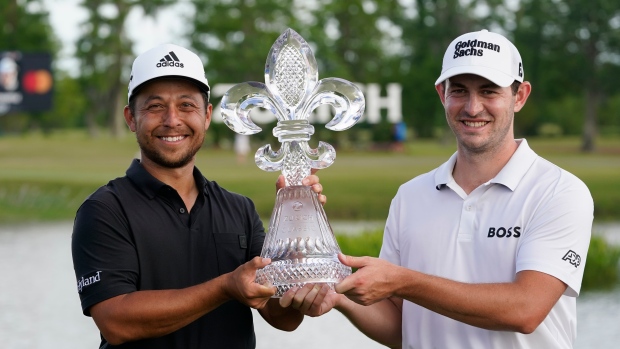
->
[303,175,327,205]
[249,256,271,269]
[225,257,276,308]
[280,283,332,316]
[275,175,286,191]
[338,253,368,269]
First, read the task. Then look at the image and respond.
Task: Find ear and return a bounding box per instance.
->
[204,103,213,131]
[435,82,447,105]
[514,81,532,112]
[124,105,137,132]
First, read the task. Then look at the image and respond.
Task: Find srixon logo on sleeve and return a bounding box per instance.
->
[562,250,581,268]
[77,271,102,293]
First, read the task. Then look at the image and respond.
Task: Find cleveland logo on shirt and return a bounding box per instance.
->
[562,250,581,268]
[77,271,102,293]
[453,39,500,58]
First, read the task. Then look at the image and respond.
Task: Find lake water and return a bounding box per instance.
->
[0,221,618,349]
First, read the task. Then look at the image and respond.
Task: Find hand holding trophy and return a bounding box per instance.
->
[221,28,365,297]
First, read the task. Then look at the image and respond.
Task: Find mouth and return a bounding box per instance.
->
[462,120,489,128]
[159,135,187,142]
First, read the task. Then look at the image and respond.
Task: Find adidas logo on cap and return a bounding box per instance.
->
[156,51,184,68]
[128,43,210,101]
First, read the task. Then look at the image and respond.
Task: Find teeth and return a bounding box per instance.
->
[463,121,488,127]
[161,136,184,142]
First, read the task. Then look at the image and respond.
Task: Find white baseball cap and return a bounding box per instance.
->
[127,43,210,102]
[435,29,524,87]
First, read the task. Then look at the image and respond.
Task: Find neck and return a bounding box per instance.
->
[453,139,519,194]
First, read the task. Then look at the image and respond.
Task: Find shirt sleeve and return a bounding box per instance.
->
[516,171,593,297]
[71,194,139,315]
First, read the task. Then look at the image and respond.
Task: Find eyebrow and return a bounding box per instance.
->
[449,81,500,90]
[141,94,199,105]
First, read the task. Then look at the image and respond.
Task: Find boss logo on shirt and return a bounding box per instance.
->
[487,226,521,238]
[562,250,581,268]
[77,271,102,293]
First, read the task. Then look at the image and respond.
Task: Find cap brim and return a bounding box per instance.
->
[435,66,515,87]
[129,75,210,100]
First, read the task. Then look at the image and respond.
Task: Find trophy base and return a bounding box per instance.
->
[256,258,351,297]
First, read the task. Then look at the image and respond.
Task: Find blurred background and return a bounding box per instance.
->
[1,0,619,348]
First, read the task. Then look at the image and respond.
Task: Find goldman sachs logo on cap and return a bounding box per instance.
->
[156,51,184,68]
[453,39,500,59]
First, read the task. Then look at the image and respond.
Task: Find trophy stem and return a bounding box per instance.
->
[256,185,351,297]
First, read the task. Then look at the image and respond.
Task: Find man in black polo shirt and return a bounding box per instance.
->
[71,43,326,348]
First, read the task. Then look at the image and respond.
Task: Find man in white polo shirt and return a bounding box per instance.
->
[282,30,593,349]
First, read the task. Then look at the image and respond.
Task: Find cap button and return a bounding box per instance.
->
[481,29,489,32]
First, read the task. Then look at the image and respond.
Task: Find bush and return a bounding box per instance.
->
[336,229,384,258]
[582,236,620,291]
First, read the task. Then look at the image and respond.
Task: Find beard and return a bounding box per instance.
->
[136,132,204,168]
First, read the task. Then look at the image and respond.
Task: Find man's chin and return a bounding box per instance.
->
[141,151,196,169]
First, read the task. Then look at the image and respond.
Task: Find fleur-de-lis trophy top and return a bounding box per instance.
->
[221,28,365,186]
[221,28,365,297]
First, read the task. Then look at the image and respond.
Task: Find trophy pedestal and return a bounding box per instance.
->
[255,185,351,297]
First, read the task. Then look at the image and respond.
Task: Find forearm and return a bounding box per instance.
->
[258,298,304,331]
[336,296,402,348]
[91,274,232,345]
[396,269,566,333]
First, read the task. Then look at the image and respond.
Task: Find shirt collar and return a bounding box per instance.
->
[434,139,538,192]
[126,159,209,199]
[490,139,537,191]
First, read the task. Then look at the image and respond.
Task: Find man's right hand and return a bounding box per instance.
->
[224,257,276,309]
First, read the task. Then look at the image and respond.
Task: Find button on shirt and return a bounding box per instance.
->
[72,159,266,349]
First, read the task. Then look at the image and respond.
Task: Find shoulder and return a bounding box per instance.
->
[204,179,258,212]
[531,157,592,199]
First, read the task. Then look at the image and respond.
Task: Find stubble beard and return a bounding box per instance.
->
[137,133,204,168]
[447,112,514,156]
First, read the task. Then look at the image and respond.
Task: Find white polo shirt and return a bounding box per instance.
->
[380,139,593,349]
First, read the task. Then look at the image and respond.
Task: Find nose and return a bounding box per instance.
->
[463,94,484,117]
[162,106,182,127]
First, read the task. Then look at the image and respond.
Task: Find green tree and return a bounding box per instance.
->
[75,0,172,137]
[512,0,620,148]
[396,0,486,138]
[560,0,620,151]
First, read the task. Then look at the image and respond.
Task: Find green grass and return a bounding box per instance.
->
[0,131,619,224]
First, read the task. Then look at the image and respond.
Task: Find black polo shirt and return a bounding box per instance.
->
[72,159,266,349]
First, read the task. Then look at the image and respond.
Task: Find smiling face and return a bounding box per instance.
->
[436,74,530,156]
[124,77,212,170]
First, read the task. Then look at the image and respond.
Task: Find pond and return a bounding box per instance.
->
[0,221,617,348]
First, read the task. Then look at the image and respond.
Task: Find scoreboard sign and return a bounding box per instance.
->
[0,51,53,114]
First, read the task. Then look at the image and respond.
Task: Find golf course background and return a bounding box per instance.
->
[1,130,618,290]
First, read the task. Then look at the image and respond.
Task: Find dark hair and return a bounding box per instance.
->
[440,80,522,96]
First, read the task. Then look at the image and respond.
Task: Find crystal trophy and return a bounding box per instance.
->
[221,28,365,297]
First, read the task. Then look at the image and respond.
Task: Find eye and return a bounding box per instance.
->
[481,89,499,96]
[146,103,164,110]
[179,102,199,111]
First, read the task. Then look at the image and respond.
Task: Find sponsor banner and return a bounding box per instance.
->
[0,51,53,114]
